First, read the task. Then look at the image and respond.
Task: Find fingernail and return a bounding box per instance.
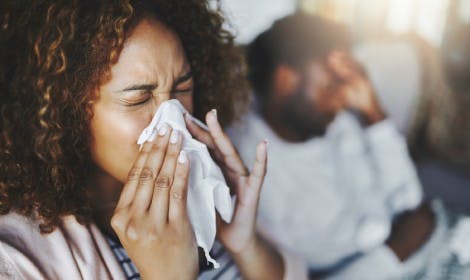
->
[178,150,187,164]
[170,130,180,144]
[158,123,168,136]
[211,109,217,119]
[263,139,269,148]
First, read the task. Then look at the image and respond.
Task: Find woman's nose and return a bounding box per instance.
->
[149,92,172,114]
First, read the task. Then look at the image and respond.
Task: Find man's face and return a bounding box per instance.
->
[280,60,345,136]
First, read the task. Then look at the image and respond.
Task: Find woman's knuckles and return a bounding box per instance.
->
[110,212,127,232]
[120,223,193,248]
[125,223,141,241]
[127,166,142,181]
[139,167,156,181]
[171,189,185,200]
[155,176,172,189]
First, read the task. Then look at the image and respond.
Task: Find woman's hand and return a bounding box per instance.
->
[185,110,265,252]
[185,110,284,279]
[110,124,198,280]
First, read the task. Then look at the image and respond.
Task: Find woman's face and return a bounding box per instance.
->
[90,17,194,184]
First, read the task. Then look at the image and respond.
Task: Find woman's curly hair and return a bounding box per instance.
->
[0,0,249,233]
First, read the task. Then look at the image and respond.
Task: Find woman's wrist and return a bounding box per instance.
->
[229,234,260,260]
[140,265,198,280]
[230,234,285,280]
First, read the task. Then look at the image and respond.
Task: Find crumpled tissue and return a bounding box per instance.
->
[137,99,234,268]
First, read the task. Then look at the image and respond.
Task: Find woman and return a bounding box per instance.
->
[0,1,303,279]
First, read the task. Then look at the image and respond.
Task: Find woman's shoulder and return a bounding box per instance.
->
[0,211,49,278]
[0,211,41,244]
[0,211,123,279]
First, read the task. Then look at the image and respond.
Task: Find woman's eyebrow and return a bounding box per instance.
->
[175,70,193,85]
[115,71,192,93]
[117,84,157,93]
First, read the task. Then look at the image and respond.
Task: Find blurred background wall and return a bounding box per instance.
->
[221,0,470,46]
[220,0,470,213]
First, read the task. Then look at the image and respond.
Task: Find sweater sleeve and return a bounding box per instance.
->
[0,241,46,280]
[364,120,423,214]
[323,245,401,280]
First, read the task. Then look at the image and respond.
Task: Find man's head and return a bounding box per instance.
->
[247,12,352,137]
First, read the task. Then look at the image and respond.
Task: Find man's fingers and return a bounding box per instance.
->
[328,53,354,80]
[206,110,248,176]
[328,51,368,86]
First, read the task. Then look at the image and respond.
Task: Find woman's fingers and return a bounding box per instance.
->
[114,127,169,212]
[231,141,267,228]
[238,141,268,209]
[111,125,171,235]
[130,124,172,215]
[168,150,190,224]
[149,129,183,224]
[247,140,268,194]
[205,110,248,176]
[184,113,215,149]
[115,122,191,229]
[114,147,150,211]
[184,112,234,179]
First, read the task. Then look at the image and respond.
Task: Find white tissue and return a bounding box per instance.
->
[450,217,470,265]
[137,99,234,268]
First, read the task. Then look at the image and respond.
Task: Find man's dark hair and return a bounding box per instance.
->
[246,12,352,101]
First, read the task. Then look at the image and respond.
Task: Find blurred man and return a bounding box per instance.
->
[227,13,463,279]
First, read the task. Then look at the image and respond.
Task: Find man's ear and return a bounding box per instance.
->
[272,65,300,98]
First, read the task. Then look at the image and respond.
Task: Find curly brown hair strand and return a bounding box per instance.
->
[0,0,248,233]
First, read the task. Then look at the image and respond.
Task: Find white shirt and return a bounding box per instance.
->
[227,109,422,270]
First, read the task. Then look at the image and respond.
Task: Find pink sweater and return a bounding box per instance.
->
[0,212,126,279]
[0,212,307,279]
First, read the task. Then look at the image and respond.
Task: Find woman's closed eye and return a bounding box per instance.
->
[172,71,194,95]
[117,72,193,106]
[172,86,193,95]
[119,90,153,106]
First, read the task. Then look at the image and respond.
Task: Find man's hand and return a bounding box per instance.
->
[327,51,386,125]
[386,203,435,261]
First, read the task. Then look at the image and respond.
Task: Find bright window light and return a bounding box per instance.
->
[386,0,416,33]
[460,0,470,23]
[415,0,449,45]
